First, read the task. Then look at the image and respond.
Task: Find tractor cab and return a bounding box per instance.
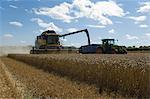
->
[102,39,115,53]
[102,39,115,45]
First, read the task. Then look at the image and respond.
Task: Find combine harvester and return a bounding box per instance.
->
[30,29,127,54]
[30,29,90,54]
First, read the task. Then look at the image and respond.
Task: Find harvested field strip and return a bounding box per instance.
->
[1,57,110,98]
[8,54,150,98]
[0,59,20,98]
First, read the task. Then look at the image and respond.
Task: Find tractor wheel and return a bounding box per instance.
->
[112,49,116,54]
[124,50,127,54]
[96,47,103,54]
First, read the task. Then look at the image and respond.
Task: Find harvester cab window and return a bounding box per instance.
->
[47,35,59,44]
[42,35,46,39]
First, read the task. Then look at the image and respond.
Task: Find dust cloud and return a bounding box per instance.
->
[0,46,32,56]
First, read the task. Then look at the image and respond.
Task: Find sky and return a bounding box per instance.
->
[0,0,150,47]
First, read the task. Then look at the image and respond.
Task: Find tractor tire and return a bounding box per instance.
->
[96,47,103,54]
[112,49,116,54]
[124,50,127,54]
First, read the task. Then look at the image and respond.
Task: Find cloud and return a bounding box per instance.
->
[20,40,27,44]
[72,43,81,47]
[66,28,78,32]
[108,29,115,34]
[115,21,122,23]
[31,18,51,28]
[108,37,113,39]
[33,2,74,23]
[98,37,102,40]
[60,38,68,45]
[3,34,14,38]
[137,2,150,13]
[60,38,67,42]
[9,5,18,9]
[85,0,125,25]
[127,16,146,23]
[33,0,125,25]
[9,21,23,27]
[139,24,148,28]
[144,33,150,36]
[144,33,150,39]
[25,9,32,13]
[46,24,62,32]
[126,34,138,40]
[87,25,105,28]
[31,18,62,32]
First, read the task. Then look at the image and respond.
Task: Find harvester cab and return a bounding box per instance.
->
[35,30,61,49]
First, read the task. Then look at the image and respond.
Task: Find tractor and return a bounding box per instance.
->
[79,39,127,54]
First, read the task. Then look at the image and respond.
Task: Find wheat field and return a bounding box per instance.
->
[0,60,21,98]
[1,57,119,98]
[7,53,150,98]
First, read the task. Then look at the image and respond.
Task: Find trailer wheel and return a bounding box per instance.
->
[96,47,102,54]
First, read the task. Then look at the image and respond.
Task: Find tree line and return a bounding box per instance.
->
[126,46,150,51]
